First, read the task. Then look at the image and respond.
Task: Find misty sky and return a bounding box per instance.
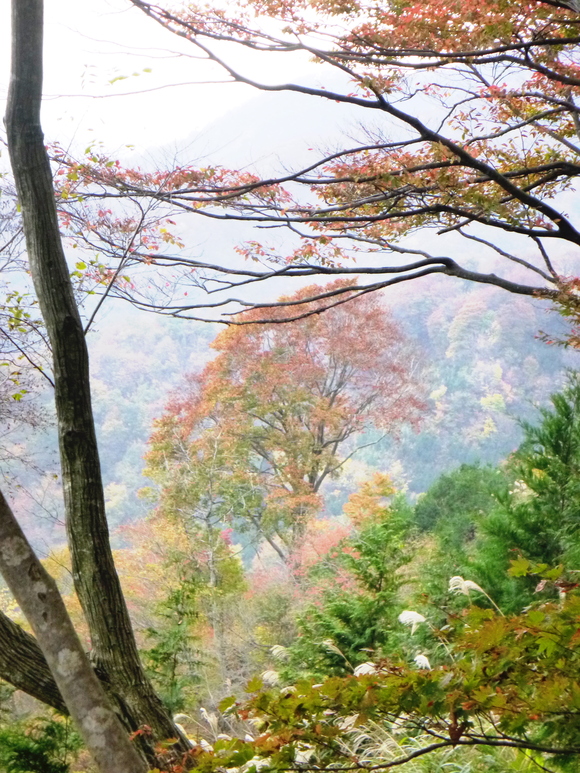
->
[0,0,313,155]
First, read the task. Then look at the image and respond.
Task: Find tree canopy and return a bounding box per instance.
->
[34,0,580,323]
[146,282,426,558]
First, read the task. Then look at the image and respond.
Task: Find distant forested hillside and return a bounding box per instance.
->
[93,280,574,527]
[6,272,574,547]
[351,277,575,497]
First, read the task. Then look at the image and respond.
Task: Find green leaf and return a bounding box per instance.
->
[247,676,264,693]
[536,634,558,656]
[527,610,545,625]
[218,695,237,713]
[508,556,532,577]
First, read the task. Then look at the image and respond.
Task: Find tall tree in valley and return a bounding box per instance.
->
[146,282,427,559]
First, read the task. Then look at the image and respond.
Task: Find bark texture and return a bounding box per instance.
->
[0,609,67,714]
[0,491,147,773]
[0,612,167,763]
[4,0,185,762]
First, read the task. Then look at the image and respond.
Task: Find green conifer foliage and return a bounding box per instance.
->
[469,374,580,611]
[283,483,414,680]
[0,718,81,773]
[414,463,505,546]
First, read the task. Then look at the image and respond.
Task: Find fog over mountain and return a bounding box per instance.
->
[5,81,577,547]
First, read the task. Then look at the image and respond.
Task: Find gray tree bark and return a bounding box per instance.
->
[4,0,186,763]
[0,610,170,763]
[0,491,147,773]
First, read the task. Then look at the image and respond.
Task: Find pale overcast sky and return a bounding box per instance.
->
[0,0,308,155]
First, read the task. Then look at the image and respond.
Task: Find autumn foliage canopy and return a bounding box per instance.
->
[36,0,580,324]
[146,283,426,556]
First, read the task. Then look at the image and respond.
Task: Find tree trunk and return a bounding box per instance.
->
[4,0,186,762]
[0,609,68,714]
[0,491,147,773]
[0,610,173,763]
